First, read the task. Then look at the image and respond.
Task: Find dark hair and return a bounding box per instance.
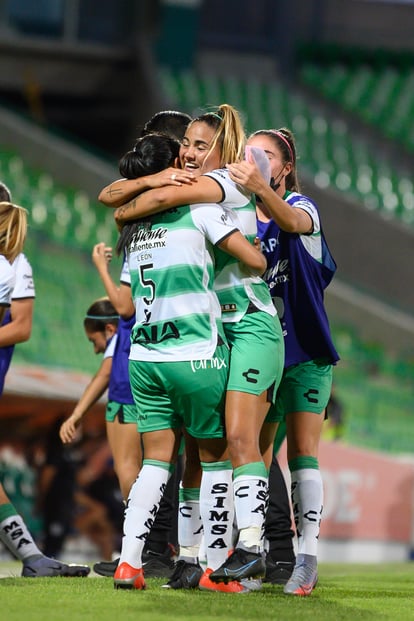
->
[84,297,119,333]
[249,127,300,192]
[116,133,180,254]
[141,110,192,141]
[0,182,11,202]
[118,132,180,180]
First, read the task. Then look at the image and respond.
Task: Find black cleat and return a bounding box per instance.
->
[142,550,175,578]
[93,558,119,577]
[162,560,203,589]
[209,547,265,584]
[264,556,295,585]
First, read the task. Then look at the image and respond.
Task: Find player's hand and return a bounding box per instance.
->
[59,413,83,444]
[92,242,112,270]
[147,167,195,188]
[227,160,267,196]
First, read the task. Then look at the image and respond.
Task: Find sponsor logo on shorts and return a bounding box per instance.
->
[190,357,227,372]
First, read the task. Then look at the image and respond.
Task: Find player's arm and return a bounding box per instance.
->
[218,231,267,276]
[59,356,112,444]
[98,168,195,208]
[0,306,8,324]
[0,298,33,346]
[227,160,312,234]
[92,243,134,318]
[114,176,223,223]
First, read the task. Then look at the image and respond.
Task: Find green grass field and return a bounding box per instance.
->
[1,562,414,621]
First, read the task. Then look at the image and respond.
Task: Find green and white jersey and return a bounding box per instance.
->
[127,203,238,362]
[204,168,276,323]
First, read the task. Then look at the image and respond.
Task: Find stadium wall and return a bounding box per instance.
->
[279,439,414,563]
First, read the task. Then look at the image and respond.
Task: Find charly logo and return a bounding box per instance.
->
[242,368,260,383]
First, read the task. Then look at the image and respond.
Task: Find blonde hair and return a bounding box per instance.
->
[190,103,246,167]
[0,201,28,263]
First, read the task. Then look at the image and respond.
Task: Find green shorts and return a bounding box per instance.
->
[129,342,229,438]
[265,358,333,423]
[224,311,284,400]
[105,400,138,424]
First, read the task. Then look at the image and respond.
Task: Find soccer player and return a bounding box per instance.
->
[227,127,340,596]
[0,194,89,577]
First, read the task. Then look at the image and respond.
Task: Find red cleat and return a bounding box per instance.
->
[199,568,250,593]
[114,562,146,590]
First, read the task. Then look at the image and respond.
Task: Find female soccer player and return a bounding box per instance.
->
[227,127,340,596]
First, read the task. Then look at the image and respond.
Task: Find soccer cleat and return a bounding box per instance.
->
[93,558,119,577]
[22,555,90,578]
[114,562,146,590]
[264,556,295,585]
[240,577,263,592]
[162,560,203,589]
[142,549,175,578]
[209,547,266,584]
[199,568,251,593]
[283,555,318,596]
[94,548,175,579]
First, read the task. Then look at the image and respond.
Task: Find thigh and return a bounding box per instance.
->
[142,428,182,463]
[282,360,333,459]
[106,418,142,469]
[225,389,271,441]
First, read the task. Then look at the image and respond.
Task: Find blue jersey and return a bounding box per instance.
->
[0,309,13,396]
[108,314,135,405]
[257,191,339,368]
[0,253,35,396]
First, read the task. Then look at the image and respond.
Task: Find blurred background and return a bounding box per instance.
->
[1,0,414,563]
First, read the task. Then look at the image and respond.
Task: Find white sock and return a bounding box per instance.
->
[233,464,268,550]
[200,461,234,570]
[177,485,202,563]
[0,504,42,561]
[120,460,172,568]
[291,468,323,557]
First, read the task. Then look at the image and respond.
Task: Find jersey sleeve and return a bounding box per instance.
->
[190,202,239,246]
[11,253,35,299]
[288,193,321,234]
[204,169,251,207]
[0,256,15,306]
[120,257,131,286]
[104,333,117,359]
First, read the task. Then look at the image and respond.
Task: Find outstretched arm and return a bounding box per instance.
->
[114,176,223,223]
[59,357,112,444]
[98,168,195,208]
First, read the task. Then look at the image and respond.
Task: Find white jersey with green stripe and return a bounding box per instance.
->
[127,202,238,362]
[204,168,276,323]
